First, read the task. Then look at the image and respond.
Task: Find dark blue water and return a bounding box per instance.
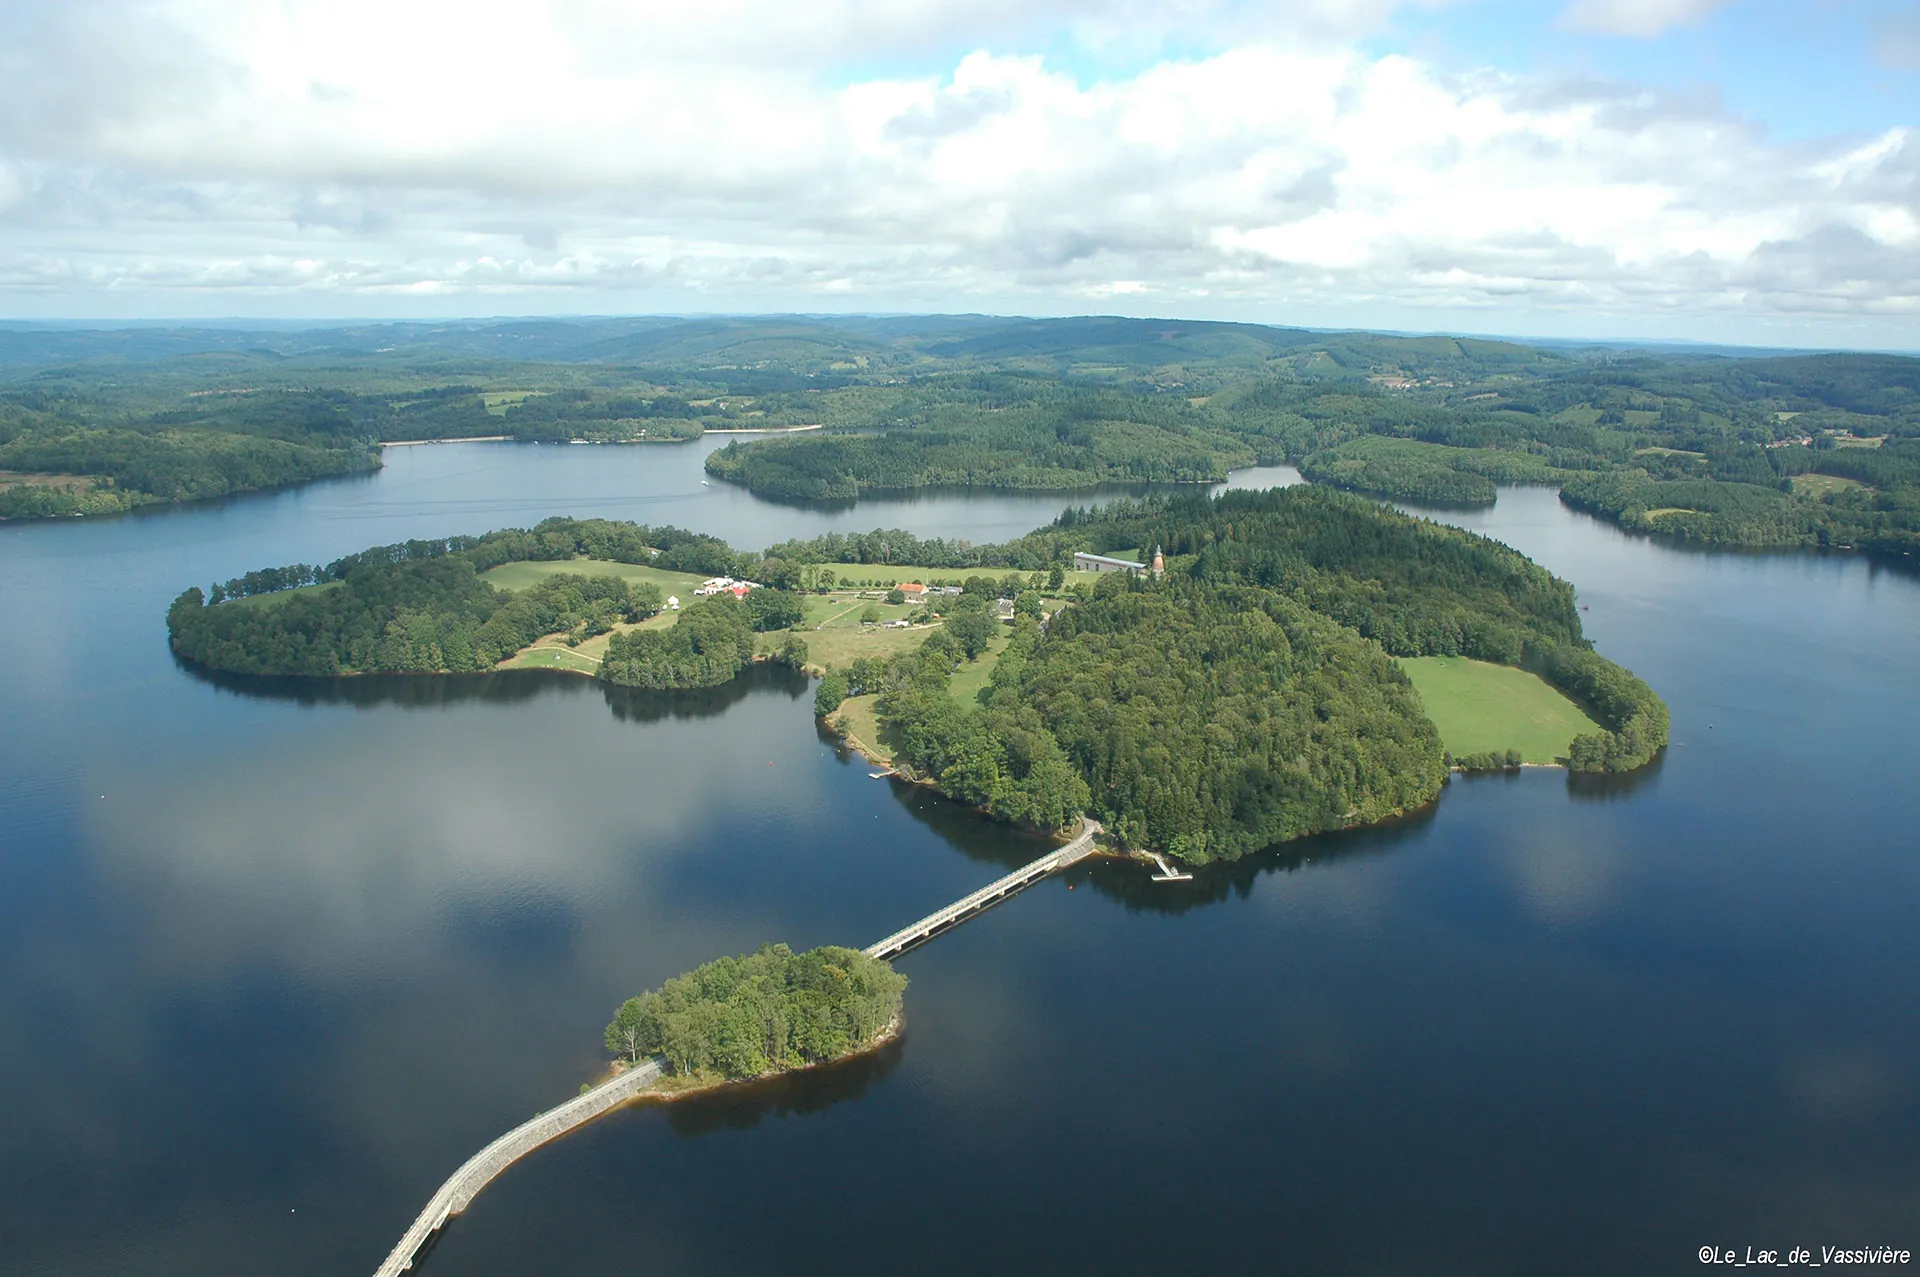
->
[1,449,1915,1276]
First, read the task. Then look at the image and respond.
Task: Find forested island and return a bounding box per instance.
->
[168,486,1665,867]
[604,944,907,1082]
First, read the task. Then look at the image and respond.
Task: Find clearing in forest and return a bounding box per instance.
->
[1398,656,1602,765]
[479,558,710,595]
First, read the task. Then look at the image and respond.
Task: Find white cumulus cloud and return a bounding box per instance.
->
[0,0,1914,342]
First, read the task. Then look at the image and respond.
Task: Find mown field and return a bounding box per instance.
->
[947,630,1014,704]
[480,558,711,596]
[1398,656,1602,764]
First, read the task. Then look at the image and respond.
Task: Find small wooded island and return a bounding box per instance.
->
[166,486,1667,866]
[606,944,907,1082]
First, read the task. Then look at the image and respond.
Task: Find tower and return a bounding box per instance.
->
[1151,545,1164,579]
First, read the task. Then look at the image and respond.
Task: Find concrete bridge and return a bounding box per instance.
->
[373,1059,664,1276]
[372,820,1099,1275]
[863,820,1101,961]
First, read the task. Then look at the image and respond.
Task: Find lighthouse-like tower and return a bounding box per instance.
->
[1151,545,1165,579]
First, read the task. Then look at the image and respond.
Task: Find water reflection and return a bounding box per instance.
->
[176,657,811,723]
[1564,755,1667,802]
[1060,799,1443,915]
[656,1037,907,1139]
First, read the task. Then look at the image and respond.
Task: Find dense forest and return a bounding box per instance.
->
[703,375,1255,500]
[600,596,758,690]
[1059,487,1666,772]
[604,944,906,1081]
[836,582,1450,861]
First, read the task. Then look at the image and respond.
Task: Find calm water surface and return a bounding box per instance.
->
[1,445,1915,1276]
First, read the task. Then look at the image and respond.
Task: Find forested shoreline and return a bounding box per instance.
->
[8,318,1919,558]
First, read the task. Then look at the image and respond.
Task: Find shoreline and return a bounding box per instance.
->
[597,1015,904,1105]
[703,423,823,434]
[380,435,511,447]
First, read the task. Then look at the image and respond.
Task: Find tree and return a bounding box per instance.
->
[814,669,849,716]
[947,607,996,658]
[745,587,805,631]
[885,586,906,605]
[861,603,882,624]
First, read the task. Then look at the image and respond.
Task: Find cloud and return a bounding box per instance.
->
[0,0,1914,339]
[1558,0,1732,38]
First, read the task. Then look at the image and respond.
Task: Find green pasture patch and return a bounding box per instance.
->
[1792,474,1866,497]
[480,558,709,597]
[499,645,598,673]
[1398,655,1602,765]
[948,630,1013,704]
[830,693,895,765]
[802,619,937,669]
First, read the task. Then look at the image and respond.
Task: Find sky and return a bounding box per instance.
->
[0,0,1916,348]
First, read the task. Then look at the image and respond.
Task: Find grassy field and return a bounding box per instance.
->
[499,644,599,673]
[793,620,938,669]
[1792,473,1867,497]
[829,694,896,765]
[948,629,1013,704]
[498,610,678,671]
[481,391,537,415]
[1398,656,1602,764]
[480,558,711,596]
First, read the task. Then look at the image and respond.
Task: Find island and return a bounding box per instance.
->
[165,487,1666,869]
[604,943,907,1084]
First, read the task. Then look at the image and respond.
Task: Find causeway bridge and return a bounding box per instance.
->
[863,819,1100,961]
[372,820,1101,1275]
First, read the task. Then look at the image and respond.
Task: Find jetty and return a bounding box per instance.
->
[370,819,1101,1275]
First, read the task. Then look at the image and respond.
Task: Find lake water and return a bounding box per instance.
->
[1,442,1916,1276]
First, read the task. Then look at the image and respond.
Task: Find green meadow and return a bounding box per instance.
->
[1398,656,1602,765]
[479,558,711,596]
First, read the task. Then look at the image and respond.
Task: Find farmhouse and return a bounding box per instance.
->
[898,582,927,599]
